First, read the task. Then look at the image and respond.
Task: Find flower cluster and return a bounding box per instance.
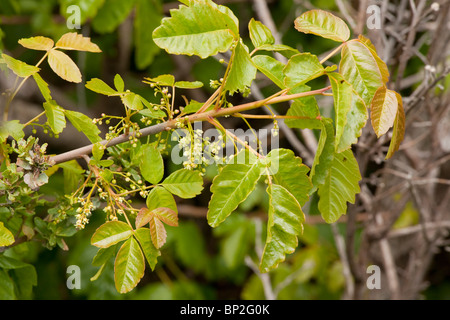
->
[175,128,225,171]
[75,198,95,230]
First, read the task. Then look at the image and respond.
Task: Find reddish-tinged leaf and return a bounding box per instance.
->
[370,86,398,137]
[149,216,167,249]
[153,207,178,227]
[385,92,405,159]
[135,208,152,229]
[135,207,178,229]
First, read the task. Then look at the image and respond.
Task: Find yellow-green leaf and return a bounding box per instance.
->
[294,9,350,42]
[386,92,405,159]
[248,18,275,48]
[358,35,389,84]
[152,0,238,59]
[91,221,133,248]
[43,100,66,134]
[19,36,54,51]
[0,222,15,246]
[114,237,145,293]
[318,149,361,223]
[260,184,304,273]
[339,40,384,106]
[1,53,40,78]
[47,49,82,83]
[370,85,398,137]
[55,32,101,52]
[283,53,325,88]
[134,228,160,271]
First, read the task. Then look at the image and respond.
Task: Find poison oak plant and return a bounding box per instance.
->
[0,0,404,295]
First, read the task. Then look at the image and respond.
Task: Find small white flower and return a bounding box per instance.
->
[431,2,440,11]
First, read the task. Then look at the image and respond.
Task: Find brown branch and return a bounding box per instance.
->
[50,86,331,165]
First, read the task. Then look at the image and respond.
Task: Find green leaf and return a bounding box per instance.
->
[146,186,178,213]
[358,35,389,84]
[283,53,325,88]
[85,78,117,95]
[1,53,40,77]
[285,85,322,129]
[43,100,66,134]
[138,108,166,119]
[174,81,204,89]
[248,18,274,49]
[386,92,405,159]
[182,100,208,114]
[65,109,102,143]
[143,74,175,87]
[216,216,252,269]
[207,153,263,227]
[161,169,203,199]
[0,270,15,300]
[294,9,350,42]
[266,148,312,206]
[121,92,144,110]
[339,40,384,106]
[256,44,299,58]
[370,85,398,137]
[60,0,105,24]
[91,221,133,248]
[92,0,136,33]
[92,246,116,267]
[58,160,85,194]
[134,228,160,270]
[174,220,208,273]
[0,256,37,299]
[139,143,164,184]
[0,120,24,141]
[113,74,124,92]
[10,266,37,299]
[252,55,285,89]
[92,142,104,161]
[33,73,52,102]
[317,149,361,223]
[310,118,335,192]
[114,237,145,293]
[327,73,352,150]
[152,0,238,59]
[260,184,304,273]
[224,41,257,94]
[0,221,15,246]
[134,0,162,69]
[336,92,367,152]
